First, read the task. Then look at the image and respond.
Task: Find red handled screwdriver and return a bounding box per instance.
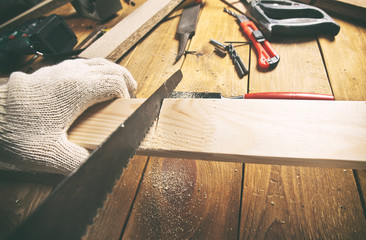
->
[224,8,279,70]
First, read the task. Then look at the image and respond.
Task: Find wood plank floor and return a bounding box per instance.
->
[0,0,365,239]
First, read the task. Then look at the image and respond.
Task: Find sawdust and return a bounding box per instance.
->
[130,159,206,239]
[140,100,217,153]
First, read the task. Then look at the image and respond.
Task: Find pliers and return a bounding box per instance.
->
[224,8,279,70]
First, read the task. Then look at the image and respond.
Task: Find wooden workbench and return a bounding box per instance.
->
[0,0,365,239]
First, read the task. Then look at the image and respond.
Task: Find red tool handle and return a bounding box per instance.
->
[240,21,279,69]
[244,92,335,100]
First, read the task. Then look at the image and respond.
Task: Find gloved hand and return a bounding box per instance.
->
[0,58,137,175]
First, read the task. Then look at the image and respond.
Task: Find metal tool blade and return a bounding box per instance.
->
[175,3,201,62]
[9,70,183,240]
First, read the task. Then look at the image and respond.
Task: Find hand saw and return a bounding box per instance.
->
[244,0,340,37]
[8,70,183,240]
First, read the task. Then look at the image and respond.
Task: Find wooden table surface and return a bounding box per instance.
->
[1,0,366,239]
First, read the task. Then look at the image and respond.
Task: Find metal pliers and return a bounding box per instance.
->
[224,8,279,70]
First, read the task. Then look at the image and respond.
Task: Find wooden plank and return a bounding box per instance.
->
[237,3,366,237]
[82,156,148,240]
[319,19,366,101]
[178,0,249,97]
[79,0,184,62]
[141,99,366,169]
[0,0,73,34]
[318,17,366,218]
[0,3,150,239]
[119,7,183,98]
[119,1,243,238]
[240,165,366,239]
[122,157,242,239]
[68,98,366,169]
[0,180,53,239]
[80,5,184,238]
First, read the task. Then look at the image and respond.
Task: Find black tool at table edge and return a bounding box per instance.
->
[8,70,183,240]
[245,0,340,37]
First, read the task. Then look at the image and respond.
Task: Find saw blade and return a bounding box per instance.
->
[9,70,183,240]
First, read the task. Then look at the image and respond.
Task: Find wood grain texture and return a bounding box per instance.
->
[0,180,53,239]
[318,17,366,220]
[239,5,366,238]
[68,98,366,169]
[178,0,249,97]
[247,38,332,94]
[241,165,366,239]
[82,156,148,240]
[1,1,366,239]
[117,1,243,238]
[319,18,366,101]
[224,0,331,94]
[79,0,184,62]
[119,7,183,98]
[122,158,241,239]
[68,99,145,150]
[140,99,366,168]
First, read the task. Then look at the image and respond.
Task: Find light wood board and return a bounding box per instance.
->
[79,0,184,62]
[120,1,244,238]
[318,17,366,225]
[68,98,366,169]
[238,8,366,238]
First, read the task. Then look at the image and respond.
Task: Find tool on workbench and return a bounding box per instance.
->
[9,70,183,240]
[224,8,279,70]
[210,39,249,78]
[0,14,77,72]
[175,1,202,62]
[0,0,123,35]
[169,91,335,100]
[243,0,340,37]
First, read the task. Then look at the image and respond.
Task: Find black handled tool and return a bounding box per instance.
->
[245,0,340,37]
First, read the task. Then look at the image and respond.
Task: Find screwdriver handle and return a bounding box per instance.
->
[240,20,279,69]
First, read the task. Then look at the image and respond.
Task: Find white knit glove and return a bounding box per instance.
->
[0,58,137,175]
